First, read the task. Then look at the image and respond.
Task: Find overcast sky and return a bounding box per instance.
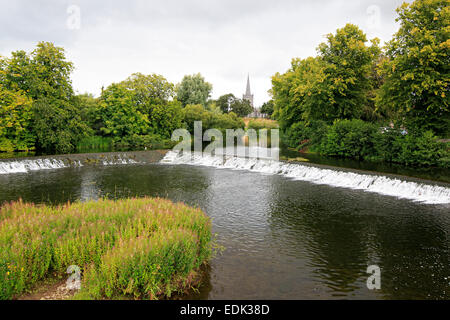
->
[0,0,412,107]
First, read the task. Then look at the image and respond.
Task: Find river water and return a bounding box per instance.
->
[0,152,449,299]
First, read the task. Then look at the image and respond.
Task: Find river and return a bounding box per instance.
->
[0,151,449,299]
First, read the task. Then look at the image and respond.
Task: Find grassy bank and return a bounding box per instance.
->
[0,197,212,300]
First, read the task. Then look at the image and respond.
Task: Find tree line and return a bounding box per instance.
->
[270,0,449,167]
[0,49,250,154]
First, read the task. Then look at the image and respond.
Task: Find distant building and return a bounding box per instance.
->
[243,75,263,118]
[243,74,254,109]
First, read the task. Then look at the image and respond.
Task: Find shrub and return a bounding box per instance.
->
[283,120,328,150]
[183,105,244,133]
[0,198,212,300]
[392,131,448,167]
[317,119,378,160]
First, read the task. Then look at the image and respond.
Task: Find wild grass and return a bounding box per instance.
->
[247,119,279,131]
[0,197,212,300]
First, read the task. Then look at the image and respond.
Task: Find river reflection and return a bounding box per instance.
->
[0,163,448,299]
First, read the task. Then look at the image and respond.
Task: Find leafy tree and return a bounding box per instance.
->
[99,83,150,138]
[182,104,213,132]
[271,56,331,128]
[149,101,184,139]
[32,98,90,154]
[216,93,252,117]
[0,84,34,151]
[121,73,175,114]
[206,101,223,116]
[0,42,88,153]
[216,93,236,113]
[74,93,103,134]
[377,0,450,136]
[176,73,212,107]
[271,24,381,130]
[317,24,381,121]
[230,98,253,117]
[260,100,274,117]
[182,104,244,133]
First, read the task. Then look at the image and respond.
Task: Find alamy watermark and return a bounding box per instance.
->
[366,5,381,31]
[67,5,81,30]
[171,121,280,161]
[367,265,381,290]
[66,265,82,290]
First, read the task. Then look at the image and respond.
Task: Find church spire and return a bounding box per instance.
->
[246,74,252,96]
[243,74,254,109]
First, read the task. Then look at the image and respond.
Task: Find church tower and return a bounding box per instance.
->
[243,74,254,109]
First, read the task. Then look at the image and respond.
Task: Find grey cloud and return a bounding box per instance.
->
[1,0,412,105]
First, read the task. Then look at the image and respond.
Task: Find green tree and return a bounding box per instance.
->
[149,101,184,139]
[176,73,212,107]
[0,84,34,151]
[0,42,88,154]
[182,104,213,132]
[99,83,150,138]
[271,56,331,128]
[121,73,175,114]
[317,24,381,121]
[377,0,450,136]
[74,93,103,134]
[260,100,274,117]
[271,24,381,130]
[230,98,253,117]
[216,93,236,113]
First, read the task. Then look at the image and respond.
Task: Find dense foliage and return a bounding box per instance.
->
[285,120,449,168]
[176,73,212,108]
[0,44,244,154]
[271,24,381,129]
[271,0,449,168]
[260,100,274,117]
[0,198,212,300]
[377,0,449,136]
[183,104,245,133]
[215,93,253,117]
[0,42,89,154]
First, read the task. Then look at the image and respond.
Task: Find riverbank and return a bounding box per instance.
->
[0,197,212,300]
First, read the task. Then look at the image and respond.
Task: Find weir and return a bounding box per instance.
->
[161,151,450,205]
[0,153,140,175]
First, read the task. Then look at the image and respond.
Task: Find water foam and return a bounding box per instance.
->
[161,151,450,204]
[0,155,138,175]
[0,159,72,174]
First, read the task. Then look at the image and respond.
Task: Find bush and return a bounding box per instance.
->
[0,198,212,300]
[317,120,379,160]
[391,131,448,167]
[183,104,244,133]
[283,120,328,150]
[308,120,449,167]
[212,112,245,130]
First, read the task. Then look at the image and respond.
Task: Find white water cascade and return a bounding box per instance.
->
[101,156,138,166]
[161,151,450,205]
[0,155,139,175]
[0,159,75,174]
